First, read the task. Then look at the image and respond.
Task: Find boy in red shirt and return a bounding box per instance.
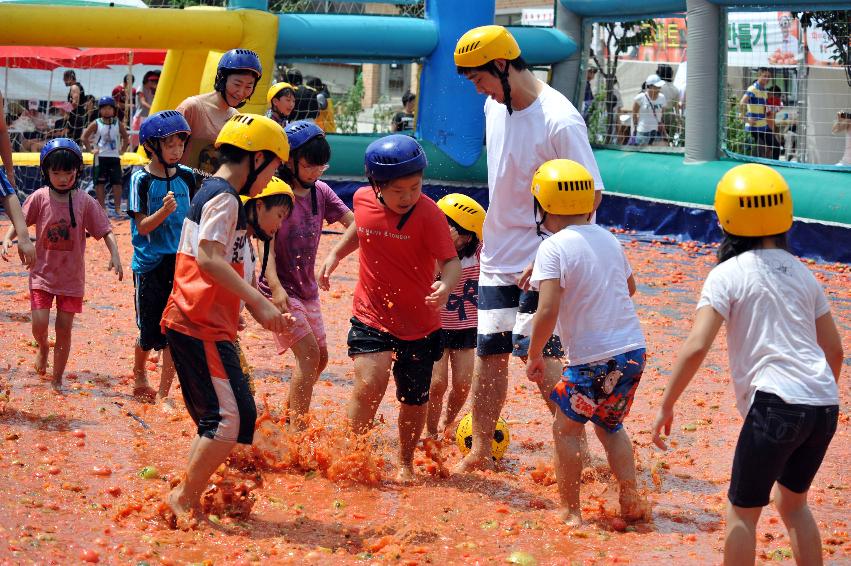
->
[319,135,461,481]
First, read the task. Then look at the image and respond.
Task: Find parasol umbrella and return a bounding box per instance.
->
[0,46,80,70]
[72,48,166,68]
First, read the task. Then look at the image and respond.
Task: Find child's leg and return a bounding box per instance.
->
[552,410,586,526]
[347,351,392,433]
[288,332,321,428]
[112,183,123,213]
[51,310,75,386]
[398,401,428,481]
[133,340,151,389]
[427,351,450,436]
[168,435,235,516]
[774,484,823,566]
[95,183,106,207]
[441,348,474,432]
[157,346,176,402]
[593,425,646,520]
[724,501,762,565]
[31,308,50,375]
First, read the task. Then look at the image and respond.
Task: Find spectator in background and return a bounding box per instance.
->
[392,91,416,132]
[24,103,71,153]
[64,85,90,145]
[286,68,320,122]
[132,70,160,148]
[306,76,336,133]
[656,64,681,145]
[632,74,667,146]
[739,67,778,159]
[63,70,84,104]
[582,65,598,122]
[766,85,783,160]
[831,112,851,167]
[112,73,136,125]
[13,101,50,147]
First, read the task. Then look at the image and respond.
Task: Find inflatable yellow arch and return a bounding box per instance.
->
[1,3,277,164]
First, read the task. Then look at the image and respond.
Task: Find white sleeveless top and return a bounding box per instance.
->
[95,118,120,158]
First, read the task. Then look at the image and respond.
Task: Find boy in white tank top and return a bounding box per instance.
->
[82,96,129,216]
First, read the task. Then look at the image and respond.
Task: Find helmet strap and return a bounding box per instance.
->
[45,165,81,228]
[241,152,274,196]
[533,198,547,240]
[293,155,319,216]
[216,71,257,109]
[493,60,513,115]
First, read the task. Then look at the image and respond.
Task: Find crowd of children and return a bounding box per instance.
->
[0,29,844,563]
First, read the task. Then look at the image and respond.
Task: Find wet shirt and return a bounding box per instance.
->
[351,187,456,341]
[22,187,112,298]
[161,177,247,342]
[128,166,195,273]
[177,94,237,174]
[259,180,349,301]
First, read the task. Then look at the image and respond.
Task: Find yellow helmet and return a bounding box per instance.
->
[437,193,486,239]
[715,164,793,237]
[215,113,290,162]
[454,25,521,68]
[239,177,294,205]
[266,82,294,107]
[530,159,595,215]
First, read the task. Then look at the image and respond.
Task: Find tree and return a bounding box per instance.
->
[795,10,850,87]
[589,20,656,144]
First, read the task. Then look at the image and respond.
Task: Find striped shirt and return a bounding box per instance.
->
[440,245,481,330]
[744,81,769,132]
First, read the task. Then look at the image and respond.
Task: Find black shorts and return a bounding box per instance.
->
[165,328,257,445]
[347,317,444,406]
[95,156,122,186]
[133,254,176,351]
[728,391,839,508]
[441,327,477,350]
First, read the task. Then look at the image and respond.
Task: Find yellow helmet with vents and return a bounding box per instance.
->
[715,164,793,237]
[436,193,485,239]
[215,113,289,162]
[454,25,521,68]
[530,159,596,215]
[239,177,294,205]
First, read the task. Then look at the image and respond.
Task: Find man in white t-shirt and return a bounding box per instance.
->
[453,25,605,472]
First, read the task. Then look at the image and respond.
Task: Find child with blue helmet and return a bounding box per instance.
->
[128,110,196,405]
[82,95,130,216]
[176,49,262,173]
[2,138,122,389]
[318,134,461,481]
[259,120,353,428]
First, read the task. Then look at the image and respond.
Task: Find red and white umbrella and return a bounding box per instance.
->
[0,46,81,70]
[72,48,166,68]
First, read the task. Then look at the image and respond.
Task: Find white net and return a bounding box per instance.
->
[721,9,851,167]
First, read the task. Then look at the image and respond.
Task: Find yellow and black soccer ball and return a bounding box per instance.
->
[455,413,510,460]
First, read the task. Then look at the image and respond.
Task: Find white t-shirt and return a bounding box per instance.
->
[633,92,666,133]
[531,224,645,365]
[483,82,605,274]
[697,249,838,416]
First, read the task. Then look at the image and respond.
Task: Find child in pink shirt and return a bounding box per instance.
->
[3,139,122,388]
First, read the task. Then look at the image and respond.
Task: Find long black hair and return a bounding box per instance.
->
[717,231,790,263]
[446,217,479,259]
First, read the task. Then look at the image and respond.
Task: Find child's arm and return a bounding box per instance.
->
[1,196,35,267]
[262,244,290,313]
[652,305,723,449]
[815,312,844,383]
[118,122,130,154]
[102,231,123,281]
[426,256,461,311]
[525,278,562,383]
[81,122,98,152]
[317,221,359,291]
[627,273,636,297]
[197,239,287,334]
[134,192,177,236]
[337,210,355,228]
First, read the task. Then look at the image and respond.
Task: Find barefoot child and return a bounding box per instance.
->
[261,121,353,427]
[128,111,195,404]
[3,139,123,388]
[652,164,843,565]
[318,134,461,481]
[427,193,484,437]
[526,160,647,526]
[160,114,291,523]
[82,96,129,215]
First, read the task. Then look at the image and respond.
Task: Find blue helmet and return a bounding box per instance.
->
[40,137,83,170]
[285,120,324,152]
[364,134,428,182]
[214,49,262,109]
[139,110,191,148]
[98,96,116,108]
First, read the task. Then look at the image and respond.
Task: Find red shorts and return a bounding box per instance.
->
[30,289,83,313]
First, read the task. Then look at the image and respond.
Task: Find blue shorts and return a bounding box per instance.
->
[550,348,646,432]
[0,168,15,198]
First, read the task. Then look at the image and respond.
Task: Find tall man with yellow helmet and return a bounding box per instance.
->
[453,25,605,472]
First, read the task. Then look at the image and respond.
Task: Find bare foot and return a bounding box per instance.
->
[619,484,651,522]
[163,486,200,530]
[452,451,496,474]
[395,464,417,483]
[158,396,177,412]
[50,377,63,393]
[558,507,582,527]
[133,385,157,404]
[34,344,49,375]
